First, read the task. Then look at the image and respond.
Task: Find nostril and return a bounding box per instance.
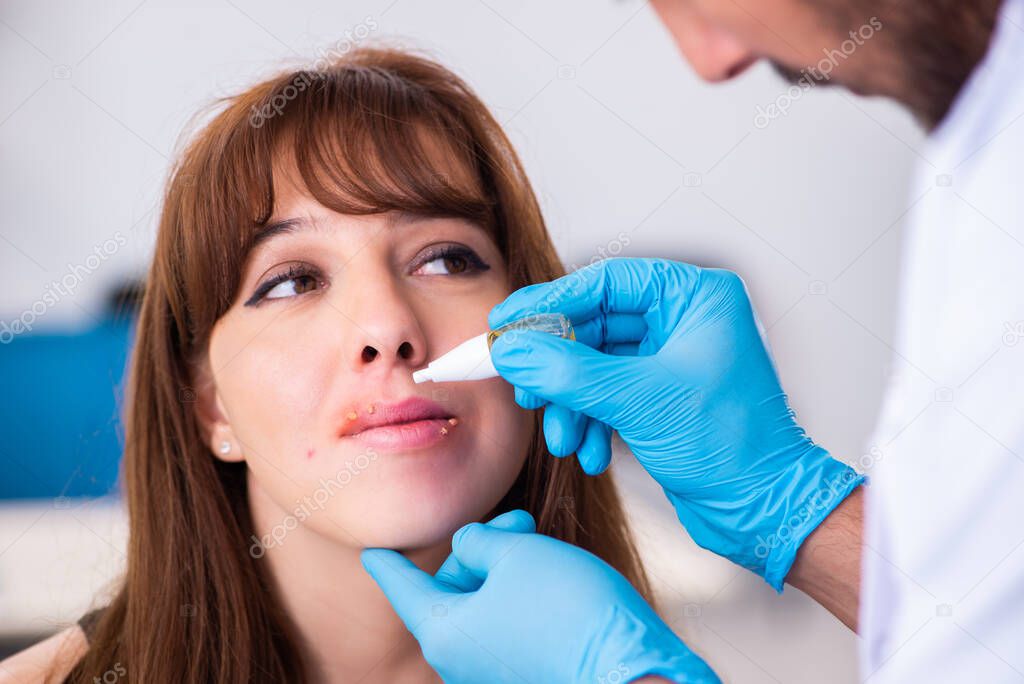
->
[397,341,413,360]
[361,346,378,363]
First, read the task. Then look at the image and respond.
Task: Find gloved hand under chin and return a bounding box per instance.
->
[362,510,720,684]
[487,258,864,590]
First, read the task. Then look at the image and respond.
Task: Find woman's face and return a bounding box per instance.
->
[203,164,533,552]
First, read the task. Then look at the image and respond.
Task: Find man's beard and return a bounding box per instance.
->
[777,0,1003,129]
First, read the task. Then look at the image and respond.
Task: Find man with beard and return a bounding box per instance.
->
[364,1,1022,681]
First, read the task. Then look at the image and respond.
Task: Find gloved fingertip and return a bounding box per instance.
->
[452,521,484,550]
[360,548,401,579]
[543,405,585,458]
[360,547,385,572]
[488,304,511,329]
[577,430,606,473]
[545,424,576,458]
[514,386,546,410]
[489,509,536,533]
[576,420,613,475]
[582,453,612,476]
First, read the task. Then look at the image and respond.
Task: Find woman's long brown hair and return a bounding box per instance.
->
[64,46,651,683]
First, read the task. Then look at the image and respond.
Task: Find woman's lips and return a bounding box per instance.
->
[339,397,459,451]
[348,417,458,450]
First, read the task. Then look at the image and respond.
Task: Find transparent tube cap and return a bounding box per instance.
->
[412,313,575,384]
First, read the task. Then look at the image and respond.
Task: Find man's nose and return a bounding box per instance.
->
[652,1,757,83]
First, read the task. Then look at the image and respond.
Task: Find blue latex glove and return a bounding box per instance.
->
[362,510,720,684]
[488,258,864,590]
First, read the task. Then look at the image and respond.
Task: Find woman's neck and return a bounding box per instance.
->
[248,476,445,683]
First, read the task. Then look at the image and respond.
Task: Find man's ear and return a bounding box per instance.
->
[192,353,245,463]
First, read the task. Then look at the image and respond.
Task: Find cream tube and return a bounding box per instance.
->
[412,313,575,384]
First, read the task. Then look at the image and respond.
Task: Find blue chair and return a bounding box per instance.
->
[0,314,135,500]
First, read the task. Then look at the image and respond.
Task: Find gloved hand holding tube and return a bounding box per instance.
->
[487,257,864,590]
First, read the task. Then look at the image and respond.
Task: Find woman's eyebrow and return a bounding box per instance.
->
[252,211,470,249]
[252,217,309,248]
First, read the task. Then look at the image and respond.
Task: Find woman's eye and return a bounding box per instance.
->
[265,274,319,300]
[244,265,323,306]
[416,246,490,276]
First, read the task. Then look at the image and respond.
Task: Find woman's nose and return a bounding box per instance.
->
[359,338,417,366]
[341,280,429,375]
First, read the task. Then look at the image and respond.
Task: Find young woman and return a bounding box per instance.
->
[2,47,653,683]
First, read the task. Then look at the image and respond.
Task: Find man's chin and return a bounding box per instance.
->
[771,61,806,85]
[770,60,839,88]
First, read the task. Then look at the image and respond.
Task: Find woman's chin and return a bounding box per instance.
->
[274,429,528,552]
[323,489,497,552]
[377,502,486,550]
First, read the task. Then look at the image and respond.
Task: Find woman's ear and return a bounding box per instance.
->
[192,354,245,463]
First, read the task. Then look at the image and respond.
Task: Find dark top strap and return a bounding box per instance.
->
[76,607,105,643]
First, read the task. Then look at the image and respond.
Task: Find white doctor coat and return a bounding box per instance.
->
[860,0,1024,680]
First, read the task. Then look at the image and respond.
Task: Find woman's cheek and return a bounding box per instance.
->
[233,336,335,448]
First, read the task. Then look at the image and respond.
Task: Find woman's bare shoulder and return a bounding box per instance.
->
[0,626,88,684]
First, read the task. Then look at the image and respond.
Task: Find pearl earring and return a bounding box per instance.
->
[218,441,232,455]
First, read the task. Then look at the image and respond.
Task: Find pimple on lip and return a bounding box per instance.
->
[306,448,315,459]
[346,411,358,421]
[366,404,375,414]
[440,417,459,435]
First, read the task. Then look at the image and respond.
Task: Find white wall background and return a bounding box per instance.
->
[0,0,932,681]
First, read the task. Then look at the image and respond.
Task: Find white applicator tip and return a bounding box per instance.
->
[411,315,572,385]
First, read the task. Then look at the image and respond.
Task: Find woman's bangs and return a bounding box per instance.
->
[257,66,498,234]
